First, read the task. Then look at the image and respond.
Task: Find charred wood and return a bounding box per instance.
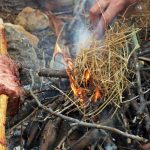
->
[138,68,150,71]
[67,129,101,150]
[39,69,68,78]
[39,117,62,150]
[23,121,43,149]
[57,126,78,149]
[22,98,64,149]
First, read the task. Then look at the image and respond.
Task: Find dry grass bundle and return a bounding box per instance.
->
[71,23,139,117]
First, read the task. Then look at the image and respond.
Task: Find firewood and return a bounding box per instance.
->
[39,68,68,78]
[23,98,64,149]
[39,117,62,150]
[67,129,100,150]
[24,121,42,149]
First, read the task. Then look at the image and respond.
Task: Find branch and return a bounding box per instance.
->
[38,69,68,78]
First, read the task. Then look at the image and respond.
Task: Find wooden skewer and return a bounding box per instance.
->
[0,95,8,150]
[0,18,9,150]
[0,19,7,55]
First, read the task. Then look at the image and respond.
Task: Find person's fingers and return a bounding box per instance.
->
[101,0,138,25]
[90,0,110,26]
[94,0,125,39]
[102,0,125,27]
[90,0,110,14]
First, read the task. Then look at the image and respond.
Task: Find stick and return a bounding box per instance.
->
[0,18,9,150]
[132,34,150,130]
[0,19,7,55]
[38,68,68,78]
[0,95,8,150]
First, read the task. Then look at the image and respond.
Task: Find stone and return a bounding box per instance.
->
[4,23,40,86]
[5,23,39,47]
[15,7,49,32]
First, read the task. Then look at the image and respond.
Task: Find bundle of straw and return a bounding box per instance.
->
[71,23,139,117]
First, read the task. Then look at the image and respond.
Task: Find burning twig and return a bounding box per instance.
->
[47,11,63,36]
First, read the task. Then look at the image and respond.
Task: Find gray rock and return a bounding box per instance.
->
[5,23,41,87]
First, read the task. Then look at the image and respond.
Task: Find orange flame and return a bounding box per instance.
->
[84,69,90,85]
[53,43,102,106]
[67,58,73,71]
[92,87,101,103]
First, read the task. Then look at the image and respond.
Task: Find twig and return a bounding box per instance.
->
[38,68,68,78]
[138,67,150,71]
[138,49,150,56]
[132,34,150,130]
[135,53,150,114]
[10,107,38,132]
[138,57,150,62]
[29,70,148,143]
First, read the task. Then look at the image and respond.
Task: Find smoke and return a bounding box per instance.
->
[50,0,100,70]
[69,0,95,55]
[69,0,105,56]
[72,17,92,55]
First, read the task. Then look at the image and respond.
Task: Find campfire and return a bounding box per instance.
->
[0,0,149,150]
[51,22,140,118]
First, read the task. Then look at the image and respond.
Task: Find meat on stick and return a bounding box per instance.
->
[0,18,22,150]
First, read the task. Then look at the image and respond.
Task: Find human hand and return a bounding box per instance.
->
[90,0,138,37]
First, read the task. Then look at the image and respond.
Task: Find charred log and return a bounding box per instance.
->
[39,69,68,78]
[39,117,62,150]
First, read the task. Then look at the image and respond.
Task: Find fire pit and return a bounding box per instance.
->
[0,0,149,150]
